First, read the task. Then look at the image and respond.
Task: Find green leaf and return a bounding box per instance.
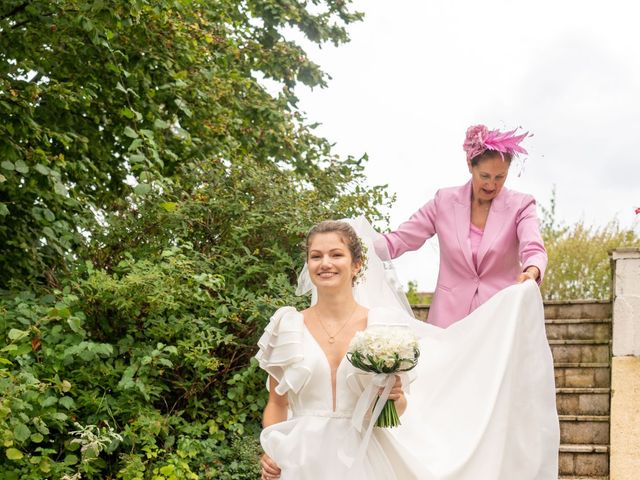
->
[0,203,9,216]
[67,317,84,334]
[8,329,28,341]
[53,181,68,196]
[13,344,31,356]
[39,397,57,408]
[175,98,192,117]
[154,119,170,129]
[0,173,6,182]
[134,183,151,196]
[1,161,15,171]
[64,454,78,465]
[128,138,144,151]
[6,448,23,460]
[140,129,154,139]
[160,202,177,212]
[42,227,56,239]
[51,412,68,422]
[120,108,135,119]
[30,433,44,443]
[43,209,55,222]
[160,465,175,475]
[58,396,75,409]
[82,17,94,32]
[14,160,29,174]
[50,306,71,319]
[93,343,113,357]
[14,423,30,442]
[32,418,49,435]
[34,164,50,175]
[124,126,138,138]
[158,358,173,367]
[40,459,52,473]
[129,153,146,163]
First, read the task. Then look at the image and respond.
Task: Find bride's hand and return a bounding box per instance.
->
[388,375,405,402]
[261,453,281,479]
[386,375,408,415]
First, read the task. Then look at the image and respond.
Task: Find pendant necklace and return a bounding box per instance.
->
[314,304,358,344]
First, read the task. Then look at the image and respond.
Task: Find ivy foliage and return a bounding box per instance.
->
[0,1,391,478]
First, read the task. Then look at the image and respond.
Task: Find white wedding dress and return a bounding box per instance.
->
[257,281,559,479]
[257,305,428,479]
[257,217,560,479]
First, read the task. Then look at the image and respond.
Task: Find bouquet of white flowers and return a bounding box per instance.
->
[347,326,420,428]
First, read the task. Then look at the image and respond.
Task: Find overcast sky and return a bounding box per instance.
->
[292,0,640,291]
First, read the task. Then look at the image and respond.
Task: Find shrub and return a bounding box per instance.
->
[539,188,640,301]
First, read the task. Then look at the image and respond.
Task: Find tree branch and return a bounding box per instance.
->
[1,2,30,22]
[10,18,30,30]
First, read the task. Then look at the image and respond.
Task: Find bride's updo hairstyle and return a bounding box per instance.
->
[304,220,366,285]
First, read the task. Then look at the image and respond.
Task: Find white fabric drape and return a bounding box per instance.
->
[393,280,560,479]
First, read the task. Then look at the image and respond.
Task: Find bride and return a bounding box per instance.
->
[257,220,426,479]
[256,218,559,479]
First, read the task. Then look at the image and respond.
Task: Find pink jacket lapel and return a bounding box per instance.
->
[476,187,510,269]
[454,182,475,274]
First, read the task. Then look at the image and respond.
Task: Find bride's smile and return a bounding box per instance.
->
[307,232,361,289]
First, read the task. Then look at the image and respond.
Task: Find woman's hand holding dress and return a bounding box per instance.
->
[516,266,540,283]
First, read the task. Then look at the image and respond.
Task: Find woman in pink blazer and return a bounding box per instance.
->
[382,125,548,328]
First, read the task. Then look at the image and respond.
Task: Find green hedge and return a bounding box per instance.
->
[0,1,386,477]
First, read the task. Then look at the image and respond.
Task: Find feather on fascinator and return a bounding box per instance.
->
[463,124,530,162]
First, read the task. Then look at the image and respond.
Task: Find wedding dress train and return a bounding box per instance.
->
[394,280,560,479]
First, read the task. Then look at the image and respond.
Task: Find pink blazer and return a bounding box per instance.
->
[383,181,548,328]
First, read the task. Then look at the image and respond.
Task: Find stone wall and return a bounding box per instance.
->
[610,248,640,480]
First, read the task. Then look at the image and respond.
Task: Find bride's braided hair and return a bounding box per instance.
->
[304,220,367,285]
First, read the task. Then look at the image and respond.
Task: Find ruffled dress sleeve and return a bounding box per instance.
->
[255,306,311,396]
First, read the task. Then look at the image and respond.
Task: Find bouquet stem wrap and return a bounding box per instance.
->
[344,373,396,466]
[341,324,420,467]
[352,373,400,430]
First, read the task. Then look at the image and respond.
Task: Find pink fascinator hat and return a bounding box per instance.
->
[463,125,530,162]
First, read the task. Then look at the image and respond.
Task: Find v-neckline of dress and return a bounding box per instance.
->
[300,309,370,412]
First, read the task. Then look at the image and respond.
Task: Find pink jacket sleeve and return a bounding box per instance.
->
[516,196,548,284]
[382,193,439,259]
